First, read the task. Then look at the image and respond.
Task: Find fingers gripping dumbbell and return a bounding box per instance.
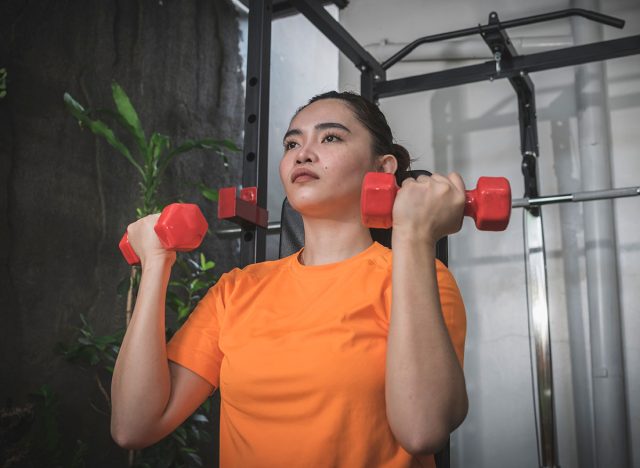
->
[360,172,512,231]
[118,203,208,265]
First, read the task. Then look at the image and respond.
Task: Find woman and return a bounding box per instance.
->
[111,91,468,467]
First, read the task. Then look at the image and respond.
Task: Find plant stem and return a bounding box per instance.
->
[94,373,111,407]
[125,266,139,327]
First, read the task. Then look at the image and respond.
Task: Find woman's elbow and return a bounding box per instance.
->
[110,420,156,450]
[397,401,469,456]
[398,425,451,456]
[452,389,469,430]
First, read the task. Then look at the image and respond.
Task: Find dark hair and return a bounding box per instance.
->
[298,91,412,173]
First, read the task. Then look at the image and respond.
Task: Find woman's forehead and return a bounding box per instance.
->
[289,98,358,128]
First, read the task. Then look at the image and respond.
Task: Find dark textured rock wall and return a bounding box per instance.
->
[0,0,244,465]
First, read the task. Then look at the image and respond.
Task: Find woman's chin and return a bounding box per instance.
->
[287,193,359,220]
[287,195,328,217]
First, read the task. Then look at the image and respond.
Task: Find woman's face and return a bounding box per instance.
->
[279,98,380,219]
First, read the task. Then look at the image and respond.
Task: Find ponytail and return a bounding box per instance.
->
[391,143,412,173]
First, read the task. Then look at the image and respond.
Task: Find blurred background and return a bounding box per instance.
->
[1,0,638,467]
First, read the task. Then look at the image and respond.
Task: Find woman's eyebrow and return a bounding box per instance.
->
[315,122,351,133]
[283,128,302,142]
[283,122,351,143]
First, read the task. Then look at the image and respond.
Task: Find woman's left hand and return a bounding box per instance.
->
[391,172,466,245]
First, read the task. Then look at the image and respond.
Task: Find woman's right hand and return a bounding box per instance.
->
[392,172,466,246]
[125,214,177,266]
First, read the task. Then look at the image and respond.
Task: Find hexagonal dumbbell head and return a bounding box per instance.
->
[463,177,511,231]
[118,233,140,265]
[154,203,208,251]
[360,172,398,229]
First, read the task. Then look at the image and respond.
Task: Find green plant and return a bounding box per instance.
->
[64,82,237,217]
[60,82,236,466]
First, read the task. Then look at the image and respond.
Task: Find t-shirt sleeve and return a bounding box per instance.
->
[435,259,467,367]
[166,273,231,388]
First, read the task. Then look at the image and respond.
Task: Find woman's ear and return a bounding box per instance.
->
[378,154,398,174]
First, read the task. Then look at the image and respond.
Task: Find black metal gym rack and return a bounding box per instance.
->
[231,2,640,467]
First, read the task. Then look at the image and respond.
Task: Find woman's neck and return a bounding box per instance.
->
[299,216,373,266]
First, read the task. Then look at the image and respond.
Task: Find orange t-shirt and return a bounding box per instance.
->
[167,241,466,468]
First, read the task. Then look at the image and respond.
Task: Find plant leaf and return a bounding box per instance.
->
[200,399,211,412]
[199,253,215,271]
[191,414,208,423]
[189,279,209,293]
[111,82,147,156]
[177,305,191,322]
[185,452,203,466]
[198,183,219,202]
[216,139,241,152]
[159,138,237,176]
[148,132,170,168]
[63,93,144,176]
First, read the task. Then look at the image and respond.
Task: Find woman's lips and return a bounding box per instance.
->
[294,174,317,183]
[291,169,319,183]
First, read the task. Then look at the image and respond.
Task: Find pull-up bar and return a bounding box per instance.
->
[382,8,625,69]
[376,34,640,98]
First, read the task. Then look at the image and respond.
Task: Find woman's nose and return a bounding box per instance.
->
[295,144,317,164]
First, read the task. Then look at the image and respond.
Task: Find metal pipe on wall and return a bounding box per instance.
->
[571,0,630,466]
[551,116,597,468]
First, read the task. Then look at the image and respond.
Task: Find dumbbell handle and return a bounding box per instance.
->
[119,203,208,265]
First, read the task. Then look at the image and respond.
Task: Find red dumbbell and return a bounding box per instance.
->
[360,172,512,231]
[118,203,208,265]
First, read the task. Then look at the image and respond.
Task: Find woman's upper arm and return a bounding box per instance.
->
[151,362,215,445]
[436,260,466,366]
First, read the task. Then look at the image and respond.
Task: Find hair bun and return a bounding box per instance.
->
[391,143,412,173]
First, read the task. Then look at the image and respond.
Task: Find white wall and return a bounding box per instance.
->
[337,1,638,468]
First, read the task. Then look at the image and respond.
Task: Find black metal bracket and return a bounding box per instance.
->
[481,12,540,204]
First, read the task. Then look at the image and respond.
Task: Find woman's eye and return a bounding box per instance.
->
[284,141,298,150]
[323,134,341,143]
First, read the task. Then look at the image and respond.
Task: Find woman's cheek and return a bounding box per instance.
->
[278,156,290,185]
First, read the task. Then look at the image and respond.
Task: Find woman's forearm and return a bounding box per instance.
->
[386,232,468,455]
[110,257,174,447]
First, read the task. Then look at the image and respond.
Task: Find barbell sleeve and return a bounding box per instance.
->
[513,185,639,208]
